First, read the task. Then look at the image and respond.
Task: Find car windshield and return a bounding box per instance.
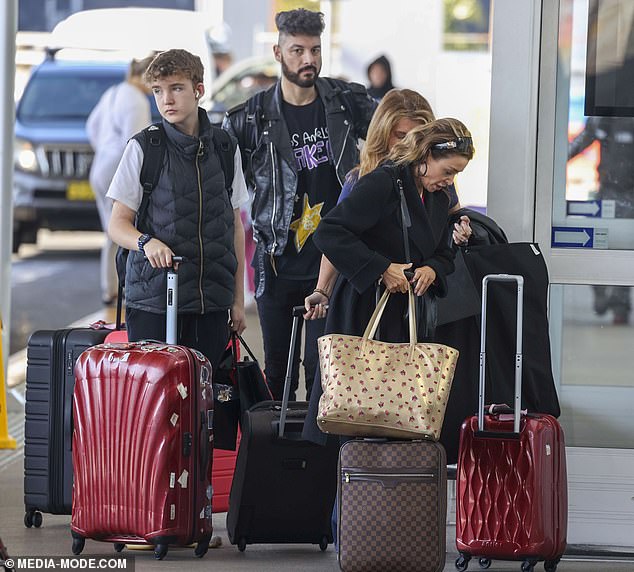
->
[18,70,123,122]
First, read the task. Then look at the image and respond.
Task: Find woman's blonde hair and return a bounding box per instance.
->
[358,89,435,177]
[387,117,474,168]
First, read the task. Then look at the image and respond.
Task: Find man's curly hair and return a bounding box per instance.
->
[275,8,325,37]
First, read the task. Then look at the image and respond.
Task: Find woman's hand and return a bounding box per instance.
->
[452,215,472,245]
[410,265,436,296]
[304,290,329,320]
[381,262,412,293]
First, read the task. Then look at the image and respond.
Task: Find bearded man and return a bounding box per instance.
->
[223,8,376,401]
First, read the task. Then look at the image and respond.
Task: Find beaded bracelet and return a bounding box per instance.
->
[313,287,330,301]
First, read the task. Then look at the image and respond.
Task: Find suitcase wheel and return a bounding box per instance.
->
[237,538,247,552]
[544,560,560,572]
[71,533,85,556]
[194,537,210,558]
[154,544,168,560]
[24,510,42,529]
[478,557,491,569]
[319,536,329,551]
[113,543,125,553]
[455,553,471,571]
[521,560,538,572]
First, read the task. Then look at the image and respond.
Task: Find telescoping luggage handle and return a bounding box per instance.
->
[165,256,185,344]
[277,306,307,438]
[477,274,524,437]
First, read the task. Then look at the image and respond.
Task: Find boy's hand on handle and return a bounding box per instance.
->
[381,262,412,293]
[304,291,329,320]
[411,265,436,296]
[143,238,175,268]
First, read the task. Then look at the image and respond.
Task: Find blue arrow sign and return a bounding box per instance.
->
[566,200,601,217]
[552,226,594,247]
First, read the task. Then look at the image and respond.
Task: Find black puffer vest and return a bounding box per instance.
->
[126,110,236,314]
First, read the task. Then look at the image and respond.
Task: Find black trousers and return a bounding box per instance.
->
[255,274,325,402]
[126,307,230,372]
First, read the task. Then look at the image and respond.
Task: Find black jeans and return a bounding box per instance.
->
[126,307,230,372]
[255,273,325,401]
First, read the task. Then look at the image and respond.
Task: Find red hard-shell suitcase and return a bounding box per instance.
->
[455,274,567,572]
[70,262,215,560]
[103,325,239,513]
[212,432,240,513]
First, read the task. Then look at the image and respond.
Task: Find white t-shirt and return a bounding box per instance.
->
[106,138,249,212]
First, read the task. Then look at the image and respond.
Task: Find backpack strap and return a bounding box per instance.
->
[115,122,166,329]
[243,90,265,155]
[134,122,166,229]
[211,126,235,198]
[323,77,358,130]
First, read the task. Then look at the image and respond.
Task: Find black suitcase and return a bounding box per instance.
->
[24,326,109,527]
[226,306,339,551]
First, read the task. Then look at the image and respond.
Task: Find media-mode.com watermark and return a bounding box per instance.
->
[5,556,134,572]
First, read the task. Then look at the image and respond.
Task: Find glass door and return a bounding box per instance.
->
[535,0,634,547]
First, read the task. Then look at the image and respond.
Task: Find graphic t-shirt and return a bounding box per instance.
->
[276,97,341,279]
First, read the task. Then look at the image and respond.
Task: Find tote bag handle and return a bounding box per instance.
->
[362,286,417,358]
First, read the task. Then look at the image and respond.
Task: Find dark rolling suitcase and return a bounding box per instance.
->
[455,274,567,572]
[226,306,339,551]
[70,260,216,560]
[24,324,110,528]
[338,439,447,572]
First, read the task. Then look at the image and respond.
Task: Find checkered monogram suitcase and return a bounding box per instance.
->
[338,439,447,572]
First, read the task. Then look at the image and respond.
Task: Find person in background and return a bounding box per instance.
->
[223,8,377,401]
[107,49,248,372]
[86,55,154,306]
[302,117,475,447]
[367,54,395,100]
[209,22,234,77]
[568,116,634,325]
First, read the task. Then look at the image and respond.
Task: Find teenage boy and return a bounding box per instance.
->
[223,9,377,400]
[108,49,248,370]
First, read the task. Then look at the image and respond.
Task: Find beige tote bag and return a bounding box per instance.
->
[317,287,459,440]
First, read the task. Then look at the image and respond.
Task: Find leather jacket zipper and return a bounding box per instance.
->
[196,140,205,313]
[334,121,351,187]
[267,130,279,275]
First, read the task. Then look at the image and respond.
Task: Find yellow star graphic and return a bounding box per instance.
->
[289,195,324,253]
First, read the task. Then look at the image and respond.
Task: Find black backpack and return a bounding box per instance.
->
[114,122,235,327]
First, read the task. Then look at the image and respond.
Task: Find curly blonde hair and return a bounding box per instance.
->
[387,117,474,167]
[358,89,435,177]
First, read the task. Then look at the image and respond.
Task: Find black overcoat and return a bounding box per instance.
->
[302,163,455,444]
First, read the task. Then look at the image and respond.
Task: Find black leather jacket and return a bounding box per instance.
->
[223,78,377,262]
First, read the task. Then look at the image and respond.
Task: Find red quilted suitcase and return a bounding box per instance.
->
[70,263,215,560]
[455,274,567,572]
